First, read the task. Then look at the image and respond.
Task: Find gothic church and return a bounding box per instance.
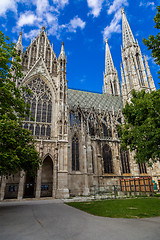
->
[1,8,160,200]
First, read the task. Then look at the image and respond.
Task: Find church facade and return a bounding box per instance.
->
[1,8,160,200]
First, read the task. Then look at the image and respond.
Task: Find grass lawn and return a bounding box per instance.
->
[66,198,160,218]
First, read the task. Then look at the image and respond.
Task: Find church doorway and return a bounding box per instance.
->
[23,174,35,198]
[41,156,53,197]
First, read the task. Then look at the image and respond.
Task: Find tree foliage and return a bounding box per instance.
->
[143,6,160,77]
[0,31,40,176]
[119,89,160,165]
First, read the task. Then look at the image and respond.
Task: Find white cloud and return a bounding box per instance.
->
[108,0,128,15]
[145,54,156,65]
[52,0,69,9]
[69,16,86,32]
[80,75,86,83]
[46,13,57,24]
[103,8,121,39]
[1,0,84,40]
[35,0,49,15]
[139,1,156,10]
[62,16,86,33]
[0,0,18,16]
[17,11,40,27]
[102,0,129,39]
[23,29,40,40]
[87,0,104,17]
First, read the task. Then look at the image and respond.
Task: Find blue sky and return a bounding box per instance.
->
[1,0,159,92]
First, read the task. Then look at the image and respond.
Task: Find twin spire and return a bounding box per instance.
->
[16,9,155,98]
[105,38,115,73]
[104,7,155,99]
[104,38,121,96]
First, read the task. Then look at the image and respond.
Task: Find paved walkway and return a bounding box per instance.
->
[0,199,160,240]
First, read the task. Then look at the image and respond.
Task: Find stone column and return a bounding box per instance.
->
[56,142,69,198]
[35,166,42,198]
[113,142,121,175]
[86,135,92,173]
[0,176,6,201]
[18,171,25,200]
[53,148,58,198]
[82,132,89,196]
[35,141,43,198]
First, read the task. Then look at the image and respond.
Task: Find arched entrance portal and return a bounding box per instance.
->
[41,156,53,197]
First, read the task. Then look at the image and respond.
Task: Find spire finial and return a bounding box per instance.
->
[121,7,125,15]
[16,31,23,53]
[42,26,45,31]
[58,41,66,60]
[105,37,108,43]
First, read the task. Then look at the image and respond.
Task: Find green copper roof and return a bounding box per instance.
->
[67,89,123,112]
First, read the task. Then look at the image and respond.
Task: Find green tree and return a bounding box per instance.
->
[0,31,40,176]
[119,89,160,165]
[143,6,160,77]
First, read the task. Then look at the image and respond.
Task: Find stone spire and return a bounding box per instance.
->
[144,55,156,91]
[58,41,66,61]
[16,32,23,54]
[105,38,114,73]
[121,8,135,48]
[103,38,121,96]
[121,8,151,102]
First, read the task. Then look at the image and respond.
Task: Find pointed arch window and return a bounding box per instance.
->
[72,135,79,171]
[41,125,45,136]
[136,53,144,86]
[114,80,118,96]
[29,124,34,135]
[120,149,130,174]
[36,100,42,122]
[46,126,51,137]
[103,144,113,174]
[35,125,40,136]
[110,81,114,95]
[103,120,108,137]
[89,122,95,136]
[23,77,52,138]
[31,99,36,120]
[47,101,52,123]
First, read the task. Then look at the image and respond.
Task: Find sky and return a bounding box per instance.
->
[0,0,159,92]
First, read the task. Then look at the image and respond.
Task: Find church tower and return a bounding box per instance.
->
[103,38,121,96]
[121,8,155,103]
[15,27,69,199]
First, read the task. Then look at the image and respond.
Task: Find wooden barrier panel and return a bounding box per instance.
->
[120,177,153,192]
